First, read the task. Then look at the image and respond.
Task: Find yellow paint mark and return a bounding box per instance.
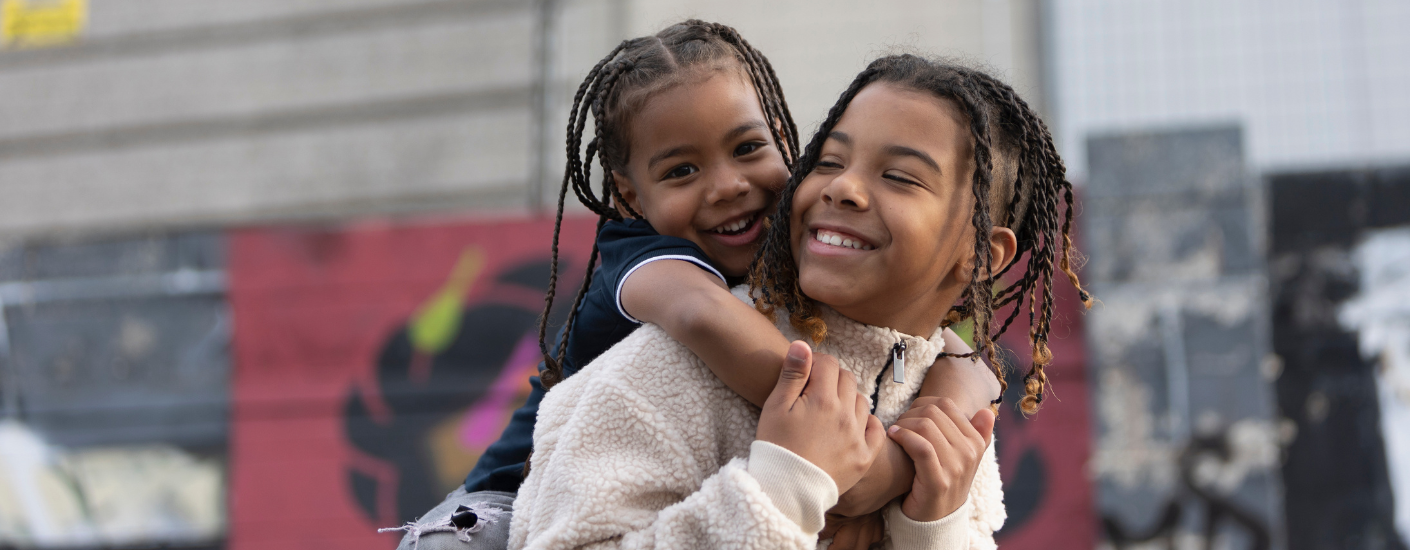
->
[409,248,484,355]
[426,410,484,493]
[2,0,87,49]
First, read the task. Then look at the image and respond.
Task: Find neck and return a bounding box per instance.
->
[829,305,942,339]
[826,284,964,338]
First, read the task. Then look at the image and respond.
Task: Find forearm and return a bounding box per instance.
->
[621,259,789,407]
[834,439,913,516]
[672,290,790,407]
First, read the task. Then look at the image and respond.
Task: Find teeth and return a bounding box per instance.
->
[814,229,873,250]
[713,216,751,234]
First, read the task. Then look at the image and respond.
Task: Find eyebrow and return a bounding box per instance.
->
[883,145,941,173]
[725,121,767,142]
[647,145,697,170]
[828,131,941,173]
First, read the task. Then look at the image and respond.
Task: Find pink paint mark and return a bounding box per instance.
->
[459,333,541,448]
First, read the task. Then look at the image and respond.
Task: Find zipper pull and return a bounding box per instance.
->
[891,341,907,384]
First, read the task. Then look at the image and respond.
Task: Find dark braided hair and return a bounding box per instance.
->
[538,20,799,390]
[749,54,1091,415]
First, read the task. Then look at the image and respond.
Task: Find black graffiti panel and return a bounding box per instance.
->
[343,258,577,525]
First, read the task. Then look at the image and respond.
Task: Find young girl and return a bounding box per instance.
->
[395,22,999,550]
[510,54,1090,549]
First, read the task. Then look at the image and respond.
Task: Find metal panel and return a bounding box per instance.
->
[1084,126,1286,549]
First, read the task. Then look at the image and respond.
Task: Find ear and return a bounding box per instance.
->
[949,226,1020,283]
[612,170,643,219]
[985,227,1018,279]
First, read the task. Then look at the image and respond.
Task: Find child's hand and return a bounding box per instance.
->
[886,397,995,522]
[819,511,884,550]
[757,341,886,494]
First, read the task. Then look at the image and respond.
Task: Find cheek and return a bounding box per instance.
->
[788,180,822,241]
[646,191,698,235]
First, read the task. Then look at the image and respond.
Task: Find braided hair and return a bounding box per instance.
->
[749,55,1091,415]
[538,20,799,390]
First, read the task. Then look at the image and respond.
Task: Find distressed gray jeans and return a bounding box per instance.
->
[387,488,514,550]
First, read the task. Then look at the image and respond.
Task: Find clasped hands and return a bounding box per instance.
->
[756,340,996,549]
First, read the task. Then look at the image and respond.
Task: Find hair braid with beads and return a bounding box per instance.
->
[749,55,1090,415]
[537,20,799,390]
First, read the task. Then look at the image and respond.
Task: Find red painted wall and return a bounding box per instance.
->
[226,215,597,550]
[993,274,1098,549]
[223,212,1096,549]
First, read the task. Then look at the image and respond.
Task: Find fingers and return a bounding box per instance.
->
[820,513,884,550]
[901,396,943,420]
[835,367,858,403]
[970,407,996,447]
[888,421,943,485]
[765,341,813,411]
[819,514,842,541]
[934,398,974,445]
[806,352,840,401]
[853,380,870,420]
[830,523,861,550]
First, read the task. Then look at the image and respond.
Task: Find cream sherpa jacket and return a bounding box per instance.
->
[510,289,1006,549]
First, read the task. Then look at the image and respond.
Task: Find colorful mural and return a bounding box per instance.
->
[225,215,596,550]
[2,211,1102,549]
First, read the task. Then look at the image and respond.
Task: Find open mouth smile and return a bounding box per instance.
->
[812,228,875,251]
[709,212,759,235]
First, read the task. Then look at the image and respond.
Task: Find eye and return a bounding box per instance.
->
[883,172,921,186]
[815,159,844,171]
[663,164,698,180]
[734,141,765,157]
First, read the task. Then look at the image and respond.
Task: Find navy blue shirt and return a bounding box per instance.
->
[463,219,723,493]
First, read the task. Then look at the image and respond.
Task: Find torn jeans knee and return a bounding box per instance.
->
[385,489,514,550]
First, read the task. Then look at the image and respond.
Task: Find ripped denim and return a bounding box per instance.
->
[384,489,514,550]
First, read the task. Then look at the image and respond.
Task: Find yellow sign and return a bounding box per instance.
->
[1,0,87,49]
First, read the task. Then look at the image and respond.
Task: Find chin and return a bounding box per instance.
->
[797,271,856,309]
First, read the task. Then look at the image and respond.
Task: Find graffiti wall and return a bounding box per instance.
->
[2,210,1101,548]
[225,215,596,549]
[0,233,229,549]
[1269,166,1410,550]
[1082,127,1287,550]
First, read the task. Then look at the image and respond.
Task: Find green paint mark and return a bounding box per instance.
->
[410,249,483,355]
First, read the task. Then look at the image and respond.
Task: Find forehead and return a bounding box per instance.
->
[832,82,969,159]
[628,69,763,142]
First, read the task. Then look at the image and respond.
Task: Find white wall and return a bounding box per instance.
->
[1051,0,1410,180]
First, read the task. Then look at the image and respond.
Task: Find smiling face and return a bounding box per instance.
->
[613,70,789,277]
[791,82,1004,336]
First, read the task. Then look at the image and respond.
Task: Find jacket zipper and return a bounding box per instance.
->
[869,340,907,414]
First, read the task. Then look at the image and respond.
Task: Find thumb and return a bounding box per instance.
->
[766,341,813,410]
[970,407,996,448]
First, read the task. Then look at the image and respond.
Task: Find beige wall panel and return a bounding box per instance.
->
[0,109,530,235]
[0,13,533,140]
[81,0,497,40]
[624,0,990,132]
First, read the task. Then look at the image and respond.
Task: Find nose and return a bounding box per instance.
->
[705,165,751,204]
[821,170,869,211]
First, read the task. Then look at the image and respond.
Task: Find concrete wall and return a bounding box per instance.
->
[0,0,1042,240]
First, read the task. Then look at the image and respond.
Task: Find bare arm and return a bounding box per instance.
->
[831,328,1002,517]
[619,259,788,407]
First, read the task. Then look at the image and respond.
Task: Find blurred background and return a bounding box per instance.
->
[0,0,1407,549]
